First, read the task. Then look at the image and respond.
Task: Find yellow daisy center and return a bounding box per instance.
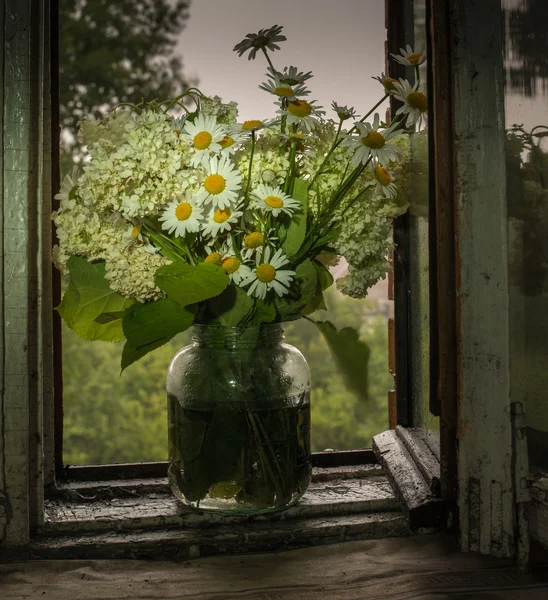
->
[361,131,386,149]
[374,166,391,186]
[242,120,263,131]
[274,86,294,97]
[406,91,428,112]
[221,257,241,274]
[244,232,264,248]
[213,208,231,223]
[204,252,222,265]
[193,131,212,150]
[264,195,284,209]
[131,224,141,238]
[407,53,423,65]
[383,77,398,91]
[256,263,276,283]
[204,174,226,195]
[175,202,193,221]
[218,135,235,149]
[288,100,312,118]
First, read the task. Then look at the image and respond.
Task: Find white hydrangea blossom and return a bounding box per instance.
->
[52,204,104,273]
[200,95,239,124]
[236,130,290,189]
[53,186,172,301]
[78,110,134,153]
[78,110,200,218]
[333,133,411,298]
[103,243,171,303]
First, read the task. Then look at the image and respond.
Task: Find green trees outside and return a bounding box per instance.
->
[59,0,191,172]
[62,287,391,465]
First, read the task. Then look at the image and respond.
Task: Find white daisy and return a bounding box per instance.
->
[259,74,310,100]
[267,65,313,86]
[252,184,300,217]
[159,196,204,237]
[195,155,242,209]
[233,25,286,60]
[123,223,160,254]
[181,114,227,167]
[278,99,325,133]
[391,79,428,129]
[171,116,186,136]
[220,255,253,286]
[341,113,401,167]
[240,229,278,260]
[202,205,243,238]
[372,72,398,92]
[217,132,242,158]
[331,102,357,122]
[373,165,398,200]
[242,246,295,300]
[54,167,79,212]
[234,118,280,135]
[391,44,426,67]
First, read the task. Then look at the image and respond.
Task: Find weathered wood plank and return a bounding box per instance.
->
[450,0,516,558]
[1,512,412,562]
[373,430,444,530]
[42,475,398,535]
[49,465,386,503]
[395,426,441,495]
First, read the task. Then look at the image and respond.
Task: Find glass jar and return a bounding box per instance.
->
[166,323,311,515]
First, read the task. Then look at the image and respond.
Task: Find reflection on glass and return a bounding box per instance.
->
[503,0,548,468]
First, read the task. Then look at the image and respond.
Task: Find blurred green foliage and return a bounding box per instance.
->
[62,287,391,465]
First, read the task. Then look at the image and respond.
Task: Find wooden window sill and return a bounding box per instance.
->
[1,464,440,561]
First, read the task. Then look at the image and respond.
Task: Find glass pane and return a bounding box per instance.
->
[59,0,392,464]
[503,0,548,468]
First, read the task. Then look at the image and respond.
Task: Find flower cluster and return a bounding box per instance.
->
[53,26,427,359]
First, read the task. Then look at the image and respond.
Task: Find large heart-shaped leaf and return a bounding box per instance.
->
[206,284,255,326]
[314,320,370,404]
[121,298,196,370]
[155,262,229,308]
[57,256,135,342]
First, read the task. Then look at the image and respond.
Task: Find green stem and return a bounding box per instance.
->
[261,48,276,73]
[348,93,390,135]
[284,141,298,194]
[244,131,256,206]
[308,119,343,189]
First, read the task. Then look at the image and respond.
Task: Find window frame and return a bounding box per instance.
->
[49,3,405,484]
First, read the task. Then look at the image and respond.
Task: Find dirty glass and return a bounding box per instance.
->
[503,0,548,469]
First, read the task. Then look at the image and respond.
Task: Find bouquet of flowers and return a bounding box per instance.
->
[53,25,426,389]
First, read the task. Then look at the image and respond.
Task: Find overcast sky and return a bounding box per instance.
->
[175,0,388,122]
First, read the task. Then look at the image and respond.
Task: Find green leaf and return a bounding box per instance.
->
[294,259,317,306]
[283,178,308,257]
[94,310,128,324]
[57,256,136,342]
[154,262,229,308]
[314,320,370,404]
[121,298,196,370]
[275,297,307,322]
[314,260,334,291]
[206,284,255,326]
[248,299,277,326]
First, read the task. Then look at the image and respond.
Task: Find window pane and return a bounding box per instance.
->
[503,0,548,468]
[59,0,392,465]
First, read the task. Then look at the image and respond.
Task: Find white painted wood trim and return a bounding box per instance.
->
[0,0,53,547]
[450,0,517,558]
